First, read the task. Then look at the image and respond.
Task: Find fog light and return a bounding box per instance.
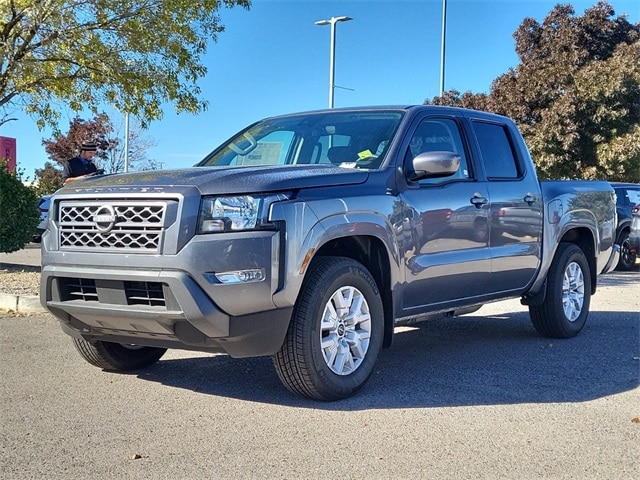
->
[204,268,266,285]
[200,219,227,233]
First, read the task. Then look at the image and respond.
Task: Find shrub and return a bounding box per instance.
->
[0,161,41,253]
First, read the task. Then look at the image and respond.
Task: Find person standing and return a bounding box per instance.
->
[61,141,101,186]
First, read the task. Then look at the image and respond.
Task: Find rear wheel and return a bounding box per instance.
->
[529,243,591,338]
[616,231,637,271]
[73,338,167,371]
[273,257,384,401]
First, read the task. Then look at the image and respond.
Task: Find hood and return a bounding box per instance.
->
[60,165,370,195]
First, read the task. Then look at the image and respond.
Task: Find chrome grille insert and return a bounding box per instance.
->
[58,200,169,252]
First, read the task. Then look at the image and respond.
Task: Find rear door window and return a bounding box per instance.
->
[473,122,520,179]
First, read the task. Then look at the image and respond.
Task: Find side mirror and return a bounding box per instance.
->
[409,151,461,181]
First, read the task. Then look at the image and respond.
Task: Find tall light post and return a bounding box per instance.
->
[315,16,352,108]
[123,111,129,173]
[440,0,447,96]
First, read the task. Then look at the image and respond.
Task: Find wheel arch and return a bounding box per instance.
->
[558,227,597,295]
[616,221,631,242]
[313,234,396,348]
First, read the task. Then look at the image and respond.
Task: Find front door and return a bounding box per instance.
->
[397,116,492,313]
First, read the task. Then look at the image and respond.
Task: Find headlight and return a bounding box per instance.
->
[198,194,288,233]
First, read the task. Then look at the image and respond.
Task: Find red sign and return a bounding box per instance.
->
[0,136,17,172]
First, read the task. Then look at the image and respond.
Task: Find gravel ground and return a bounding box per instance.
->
[0,243,41,297]
[0,264,40,296]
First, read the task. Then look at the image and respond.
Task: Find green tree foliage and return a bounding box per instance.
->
[33,162,63,196]
[0,161,40,253]
[1,0,251,129]
[427,2,640,181]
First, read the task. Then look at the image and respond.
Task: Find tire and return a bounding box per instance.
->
[616,231,637,271]
[529,243,591,339]
[73,338,167,371]
[273,257,384,401]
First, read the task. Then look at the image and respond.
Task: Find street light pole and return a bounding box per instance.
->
[440,0,447,96]
[123,112,129,173]
[315,16,352,108]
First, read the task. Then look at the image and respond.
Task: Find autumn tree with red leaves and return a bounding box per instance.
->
[427,2,640,181]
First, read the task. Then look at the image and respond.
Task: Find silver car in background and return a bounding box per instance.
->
[32,195,51,243]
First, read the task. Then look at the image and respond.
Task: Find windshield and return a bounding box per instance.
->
[197,110,404,169]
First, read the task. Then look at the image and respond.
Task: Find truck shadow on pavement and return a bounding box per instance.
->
[133,308,639,409]
[598,268,639,286]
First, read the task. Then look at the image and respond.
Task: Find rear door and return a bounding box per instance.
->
[470,120,543,292]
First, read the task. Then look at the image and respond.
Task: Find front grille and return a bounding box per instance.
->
[58,200,172,252]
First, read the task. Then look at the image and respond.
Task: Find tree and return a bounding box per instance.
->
[42,114,157,174]
[103,117,159,173]
[1,0,251,129]
[0,162,40,253]
[426,2,640,181]
[33,162,63,196]
[42,115,113,171]
[427,89,491,111]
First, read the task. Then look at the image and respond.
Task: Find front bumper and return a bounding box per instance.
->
[41,265,292,357]
[40,226,292,357]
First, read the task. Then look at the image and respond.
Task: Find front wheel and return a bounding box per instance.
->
[73,338,167,371]
[529,243,591,338]
[273,257,384,401]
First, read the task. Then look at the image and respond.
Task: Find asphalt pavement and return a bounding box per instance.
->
[0,242,41,268]
[0,256,639,479]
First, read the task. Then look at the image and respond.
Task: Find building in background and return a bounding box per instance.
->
[1,136,17,172]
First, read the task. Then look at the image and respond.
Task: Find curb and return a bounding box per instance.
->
[0,293,46,314]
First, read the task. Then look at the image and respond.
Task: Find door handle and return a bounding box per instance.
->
[470,194,488,208]
[524,193,535,205]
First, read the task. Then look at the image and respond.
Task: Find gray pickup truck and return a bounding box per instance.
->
[41,106,619,400]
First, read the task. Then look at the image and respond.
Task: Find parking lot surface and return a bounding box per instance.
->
[1,269,638,479]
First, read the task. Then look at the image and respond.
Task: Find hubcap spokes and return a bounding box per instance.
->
[562,261,584,322]
[320,286,371,375]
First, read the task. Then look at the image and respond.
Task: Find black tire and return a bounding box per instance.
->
[616,231,637,271]
[529,243,591,339]
[73,338,167,371]
[273,257,384,401]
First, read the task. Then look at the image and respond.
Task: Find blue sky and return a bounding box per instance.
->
[2,0,639,176]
